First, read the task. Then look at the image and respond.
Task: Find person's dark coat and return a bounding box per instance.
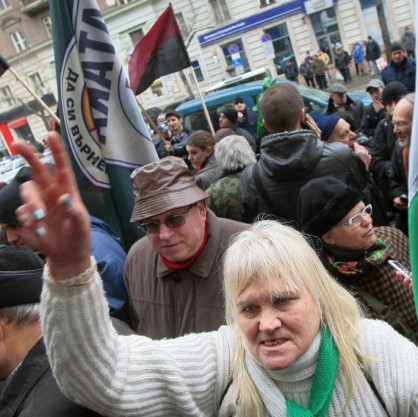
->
[381,57,416,92]
[334,50,351,70]
[366,39,381,61]
[238,107,258,138]
[360,103,387,139]
[194,155,222,191]
[325,95,365,123]
[239,130,368,226]
[0,339,101,417]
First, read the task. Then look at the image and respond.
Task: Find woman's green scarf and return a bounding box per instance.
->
[286,328,339,417]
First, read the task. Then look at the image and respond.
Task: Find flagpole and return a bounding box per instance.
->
[188,67,215,135]
[7,66,60,125]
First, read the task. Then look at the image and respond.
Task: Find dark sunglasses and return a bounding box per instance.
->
[139,205,195,234]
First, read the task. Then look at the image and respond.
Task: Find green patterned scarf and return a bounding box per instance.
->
[325,238,389,277]
[286,328,339,417]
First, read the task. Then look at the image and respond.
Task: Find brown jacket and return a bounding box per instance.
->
[124,209,248,338]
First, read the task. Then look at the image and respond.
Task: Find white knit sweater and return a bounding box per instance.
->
[41,273,418,417]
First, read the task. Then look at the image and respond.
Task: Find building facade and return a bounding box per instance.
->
[0,0,414,151]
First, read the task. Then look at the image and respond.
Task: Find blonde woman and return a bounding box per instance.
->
[13,133,418,416]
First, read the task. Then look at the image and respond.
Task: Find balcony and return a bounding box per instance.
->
[20,0,49,16]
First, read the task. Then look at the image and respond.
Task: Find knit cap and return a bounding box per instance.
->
[0,245,44,308]
[315,114,341,141]
[381,81,408,105]
[221,107,238,125]
[297,177,362,237]
[389,42,405,53]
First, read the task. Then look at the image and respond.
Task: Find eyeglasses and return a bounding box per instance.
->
[392,120,411,128]
[139,205,195,234]
[338,204,373,227]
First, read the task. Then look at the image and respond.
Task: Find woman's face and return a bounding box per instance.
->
[186,145,212,167]
[322,202,377,250]
[236,280,321,370]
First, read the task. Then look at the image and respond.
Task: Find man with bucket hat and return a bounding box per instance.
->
[125,156,248,338]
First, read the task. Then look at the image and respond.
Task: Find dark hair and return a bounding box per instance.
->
[187,130,215,150]
[165,111,182,120]
[261,84,303,132]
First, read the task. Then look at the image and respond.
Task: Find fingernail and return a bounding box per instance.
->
[63,196,73,209]
[32,209,45,221]
[35,227,47,237]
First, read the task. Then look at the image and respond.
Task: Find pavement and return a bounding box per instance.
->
[326,67,381,94]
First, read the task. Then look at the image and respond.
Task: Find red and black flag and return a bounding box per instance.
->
[0,55,9,78]
[129,3,191,95]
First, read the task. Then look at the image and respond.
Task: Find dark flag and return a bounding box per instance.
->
[0,55,9,77]
[49,0,158,250]
[129,3,191,95]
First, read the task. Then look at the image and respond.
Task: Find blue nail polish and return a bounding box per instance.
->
[32,209,45,221]
[63,196,73,209]
[35,227,47,237]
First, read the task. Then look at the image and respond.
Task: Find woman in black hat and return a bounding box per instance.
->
[298,176,417,343]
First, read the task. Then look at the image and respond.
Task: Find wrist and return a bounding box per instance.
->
[46,257,94,282]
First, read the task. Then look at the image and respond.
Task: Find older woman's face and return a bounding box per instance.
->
[236,280,321,370]
[322,202,377,250]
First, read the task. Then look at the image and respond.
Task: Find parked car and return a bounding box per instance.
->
[176,80,371,133]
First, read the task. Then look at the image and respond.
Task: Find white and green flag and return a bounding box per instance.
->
[50,0,158,249]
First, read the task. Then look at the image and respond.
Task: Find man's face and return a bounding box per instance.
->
[1,224,39,250]
[368,87,383,102]
[328,119,357,149]
[143,202,207,262]
[331,93,347,106]
[219,113,233,129]
[391,49,406,64]
[234,100,246,113]
[393,98,413,147]
[166,116,182,132]
[385,100,398,116]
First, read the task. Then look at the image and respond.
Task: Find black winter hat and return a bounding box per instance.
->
[0,245,44,308]
[297,177,362,238]
[389,42,405,53]
[0,166,33,227]
[381,81,408,105]
[0,164,54,227]
[233,95,245,104]
[221,107,238,125]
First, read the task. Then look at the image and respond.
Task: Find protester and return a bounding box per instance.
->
[299,59,315,87]
[164,111,191,162]
[10,138,418,416]
[124,156,247,338]
[0,245,102,416]
[382,42,416,92]
[233,95,258,139]
[218,107,257,152]
[298,176,417,343]
[365,36,381,76]
[325,83,365,123]
[284,59,299,83]
[206,135,256,221]
[186,130,222,190]
[311,53,327,90]
[360,79,387,139]
[370,81,408,216]
[152,122,171,159]
[390,93,414,235]
[0,166,130,323]
[353,41,367,75]
[240,83,368,225]
[334,44,352,83]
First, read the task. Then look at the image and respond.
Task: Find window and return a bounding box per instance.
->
[10,30,27,53]
[129,28,144,46]
[0,86,16,106]
[221,39,250,75]
[0,0,10,11]
[175,12,189,39]
[42,16,52,38]
[259,0,276,7]
[192,60,204,82]
[208,0,230,24]
[29,72,45,94]
[264,23,296,75]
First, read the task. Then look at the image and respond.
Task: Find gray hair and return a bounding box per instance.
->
[215,135,256,173]
[405,93,415,105]
[0,303,41,325]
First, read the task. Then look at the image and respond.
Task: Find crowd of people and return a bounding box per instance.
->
[0,31,417,417]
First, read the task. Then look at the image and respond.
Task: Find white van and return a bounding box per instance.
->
[204,68,271,94]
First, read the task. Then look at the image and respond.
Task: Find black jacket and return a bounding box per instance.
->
[360,103,387,139]
[240,130,368,225]
[0,339,101,417]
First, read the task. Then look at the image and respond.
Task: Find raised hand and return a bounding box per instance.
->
[14,132,92,280]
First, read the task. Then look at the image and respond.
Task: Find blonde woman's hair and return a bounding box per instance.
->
[223,220,364,417]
